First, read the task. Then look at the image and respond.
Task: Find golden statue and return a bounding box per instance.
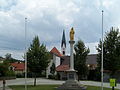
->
[70,27,75,41]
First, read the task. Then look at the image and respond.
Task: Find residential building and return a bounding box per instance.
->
[0,57,5,63]
[10,62,25,74]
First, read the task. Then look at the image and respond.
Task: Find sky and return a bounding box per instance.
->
[0,0,120,60]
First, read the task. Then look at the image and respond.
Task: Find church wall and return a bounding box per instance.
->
[56,56,60,67]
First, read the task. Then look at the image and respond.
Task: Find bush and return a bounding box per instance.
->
[48,75,55,79]
[6,70,15,77]
[16,73,24,78]
[55,73,60,80]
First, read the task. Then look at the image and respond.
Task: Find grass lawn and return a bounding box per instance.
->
[9,85,119,90]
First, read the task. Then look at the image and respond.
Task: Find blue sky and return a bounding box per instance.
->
[0,0,120,60]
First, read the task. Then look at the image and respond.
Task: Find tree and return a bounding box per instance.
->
[0,60,15,77]
[50,63,55,75]
[74,40,90,80]
[27,36,50,86]
[97,27,120,77]
[5,53,20,63]
[0,62,9,77]
[5,53,12,60]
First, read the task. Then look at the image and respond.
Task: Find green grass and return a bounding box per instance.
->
[9,85,119,90]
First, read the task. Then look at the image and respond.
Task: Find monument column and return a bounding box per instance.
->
[57,27,86,90]
[69,40,75,71]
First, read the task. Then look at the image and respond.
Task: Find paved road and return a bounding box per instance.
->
[0,78,120,89]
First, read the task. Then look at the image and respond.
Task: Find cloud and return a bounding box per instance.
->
[85,42,98,54]
[0,0,120,59]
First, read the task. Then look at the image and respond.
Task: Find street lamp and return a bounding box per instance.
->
[25,17,27,90]
[101,10,104,90]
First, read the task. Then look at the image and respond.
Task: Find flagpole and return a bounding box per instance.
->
[101,10,104,90]
[25,17,27,90]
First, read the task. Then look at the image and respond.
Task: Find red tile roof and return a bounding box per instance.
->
[50,47,62,57]
[11,62,25,71]
[56,65,69,71]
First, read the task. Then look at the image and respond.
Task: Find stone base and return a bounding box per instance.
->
[67,70,77,80]
[56,80,87,90]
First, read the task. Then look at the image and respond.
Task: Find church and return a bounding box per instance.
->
[46,30,97,80]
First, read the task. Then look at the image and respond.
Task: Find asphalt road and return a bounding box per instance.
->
[0,78,120,89]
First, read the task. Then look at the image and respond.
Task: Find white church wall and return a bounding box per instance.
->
[46,59,53,78]
[56,56,60,67]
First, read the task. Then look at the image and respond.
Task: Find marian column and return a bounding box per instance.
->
[67,27,76,80]
[57,27,87,90]
[69,27,75,71]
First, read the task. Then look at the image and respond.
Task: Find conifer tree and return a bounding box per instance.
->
[74,40,89,80]
[97,27,120,77]
[27,36,50,86]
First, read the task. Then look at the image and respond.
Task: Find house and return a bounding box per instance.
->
[10,62,25,74]
[0,57,5,63]
[86,54,97,70]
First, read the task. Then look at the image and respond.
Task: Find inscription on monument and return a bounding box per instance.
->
[69,73,74,79]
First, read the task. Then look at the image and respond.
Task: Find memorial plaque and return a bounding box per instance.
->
[69,73,74,79]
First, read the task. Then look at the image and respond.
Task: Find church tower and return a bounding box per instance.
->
[61,30,66,55]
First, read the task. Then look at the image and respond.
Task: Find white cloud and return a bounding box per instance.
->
[0,0,120,59]
[103,0,114,10]
[0,49,24,60]
[85,42,98,54]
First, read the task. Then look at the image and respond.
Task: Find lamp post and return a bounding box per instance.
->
[101,10,104,90]
[25,17,27,90]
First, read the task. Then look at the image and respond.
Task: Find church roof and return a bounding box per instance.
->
[50,47,62,57]
[56,56,70,71]
[56,65,69,71]
[61,30,66,47]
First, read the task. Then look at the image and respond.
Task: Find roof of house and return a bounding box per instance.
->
[56,65,69,71]
[11,62,25,71]
[86,54,97,65]
[50,47,63,57]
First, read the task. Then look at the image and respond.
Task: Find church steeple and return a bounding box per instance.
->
[61,30,66,55]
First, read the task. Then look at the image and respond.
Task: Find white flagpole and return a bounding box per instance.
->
[25,17,27,90]
[101,10,104,90]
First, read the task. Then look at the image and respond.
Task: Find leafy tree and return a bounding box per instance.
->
[5,53,12,60]
[27,36,50,86]
[0,60,15,77]
[0,62,9,77]
[74,40,90,80]
[97,27,120,77]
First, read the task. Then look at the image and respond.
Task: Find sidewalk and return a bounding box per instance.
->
[80,81,120,89]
